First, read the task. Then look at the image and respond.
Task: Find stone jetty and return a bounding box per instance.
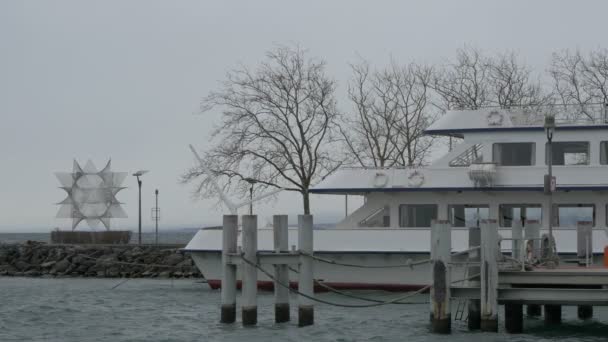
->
[0,241,202,278]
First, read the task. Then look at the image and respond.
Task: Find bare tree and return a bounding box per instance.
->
[182,46,342,214]
[341,59,435,168]
[488,51,549,108]
[550,48,608,119]
[432,46,492,111]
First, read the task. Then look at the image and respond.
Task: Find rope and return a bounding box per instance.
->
[241,256,431,308]
[286,266,427,305]
[301,247,479,269]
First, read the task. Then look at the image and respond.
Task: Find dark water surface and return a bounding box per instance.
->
[0,278,607,342]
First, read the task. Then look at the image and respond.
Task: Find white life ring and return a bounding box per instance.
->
[373,172,389,188]
[487,110,504,126]
[408,171,424,187]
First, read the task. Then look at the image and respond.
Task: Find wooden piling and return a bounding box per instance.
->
[273,215,290,323]
[524,220,543,317]
[544,304,562,325]
[578,305,593,320]
[430,220,451,334]
[242,215,258,326]
[525,219,540,261]
[577,221,593,265]
[467,227,481,330]
[512,220,523,263]
[480,219,498,332]
[577,221,594,319]
[220,215,238,323]
[298,214,314,327]
[505,303,523,334]
[527,305,542,317]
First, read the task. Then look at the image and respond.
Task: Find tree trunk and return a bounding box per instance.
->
[302,190,311,215]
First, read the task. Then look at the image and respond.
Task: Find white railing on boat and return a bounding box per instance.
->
[488,103,608,126]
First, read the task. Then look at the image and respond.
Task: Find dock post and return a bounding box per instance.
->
[298,214,314,327]
[220,215,238,323]
[577,221,593,319]
[527,305,542,317]
[544,304,562,325]
[467,227,481,330]
[512,220,523,265]
[525,219,542,317]
[242,215,258,326]
[430,220,451,334]
[525,219,541,261]
[505,303,523,334]
[273,215,290,323]
[480,219,499,332]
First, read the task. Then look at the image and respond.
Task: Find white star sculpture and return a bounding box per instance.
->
[56,160,127,230]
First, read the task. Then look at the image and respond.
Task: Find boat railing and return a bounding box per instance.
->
[486,102,608,126]
[341,166,411,170]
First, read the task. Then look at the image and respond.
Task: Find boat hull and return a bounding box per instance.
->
[185,227,607,291]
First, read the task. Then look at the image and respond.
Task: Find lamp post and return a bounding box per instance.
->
[133,170,149,245]
[544,116,556,256]
[154,189,159,246]
[245,178,257,215]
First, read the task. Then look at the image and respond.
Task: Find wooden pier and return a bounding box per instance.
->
[431,219,608,334]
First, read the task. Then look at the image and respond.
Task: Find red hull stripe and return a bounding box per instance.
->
[206,280,427,292]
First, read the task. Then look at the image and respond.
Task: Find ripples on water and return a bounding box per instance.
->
[0,278,606,342]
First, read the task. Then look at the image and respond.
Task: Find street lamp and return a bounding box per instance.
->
[244,178,257,215]
[544,116,556,258]
[133,170,149,245]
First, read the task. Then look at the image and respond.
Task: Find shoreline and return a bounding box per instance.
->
[0,241,203,279]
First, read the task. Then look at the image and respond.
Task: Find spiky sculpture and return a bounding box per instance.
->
[55,160,127,230]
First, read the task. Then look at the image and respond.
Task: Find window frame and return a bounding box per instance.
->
[553,203,596,227]
[498,203,542,227]
[545,141,590,166]
[600,141,608,165]
[492,142,536,166]
[448,204,489,228]
[398,204,438,228]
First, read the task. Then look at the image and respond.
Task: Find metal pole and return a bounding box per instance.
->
[138,177,142,245]
[345,195,348,218]
[155,189,159,246]
[547,134,553,246]
[249,185,253,215]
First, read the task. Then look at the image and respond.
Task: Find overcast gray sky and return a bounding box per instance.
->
[1,0,606,232]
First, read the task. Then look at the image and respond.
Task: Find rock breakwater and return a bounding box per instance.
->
[0,242,202,278]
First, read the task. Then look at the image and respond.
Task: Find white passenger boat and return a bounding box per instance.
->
[185,106,608,291]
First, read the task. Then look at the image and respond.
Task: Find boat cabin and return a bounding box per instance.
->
[310,107,608,234]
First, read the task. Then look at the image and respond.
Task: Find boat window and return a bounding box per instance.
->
[492,143,535,166]
[358,206,390,227]
[449,144,483,167]
[546,142,589,165]
[499,204,542,227]
[601,141,608,165]
[399,204,437,227]
[553,204,595,227]
[448,205,489,227]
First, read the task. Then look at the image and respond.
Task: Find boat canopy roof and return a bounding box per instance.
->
[425,106,608,137]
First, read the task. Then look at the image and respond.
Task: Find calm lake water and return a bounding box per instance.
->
[0,277,607,342]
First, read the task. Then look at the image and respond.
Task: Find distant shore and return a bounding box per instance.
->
[0,241,202,279]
